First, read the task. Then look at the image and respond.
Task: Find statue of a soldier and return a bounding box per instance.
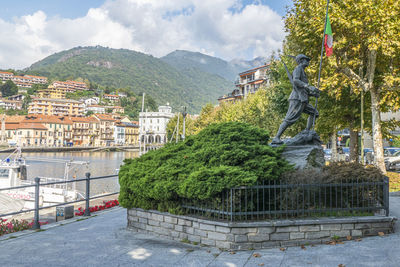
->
[271,54,320,145]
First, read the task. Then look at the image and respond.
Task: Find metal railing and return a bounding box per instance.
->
[0,173,119,229]
[182,177,389,222]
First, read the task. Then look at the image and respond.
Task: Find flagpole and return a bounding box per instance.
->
[312,0,330,129]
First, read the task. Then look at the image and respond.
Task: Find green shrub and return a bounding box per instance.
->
[119,122,292,212]
[278,162,386,215]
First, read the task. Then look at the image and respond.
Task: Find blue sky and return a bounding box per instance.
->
[0,0,292,69]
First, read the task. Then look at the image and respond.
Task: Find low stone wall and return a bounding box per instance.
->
[127,208,396,250]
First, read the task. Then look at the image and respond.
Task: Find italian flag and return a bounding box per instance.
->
[324,14,333,57]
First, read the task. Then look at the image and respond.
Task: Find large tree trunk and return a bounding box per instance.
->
[370,88,386,173]
[331,131,338,162]
[349,123,359,163]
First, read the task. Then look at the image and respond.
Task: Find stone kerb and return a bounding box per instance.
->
[127,208,396,250]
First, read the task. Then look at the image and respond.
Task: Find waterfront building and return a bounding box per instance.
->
[122,122,139,145]
[93,114,115,146]
[139,104,174,144]
[114,122,126,145]
[28,98,85,117]
[70,116,99,146]
[5,122,48,147]
[22,115,73,146]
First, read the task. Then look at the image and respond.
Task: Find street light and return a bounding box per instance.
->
[182,106,187,140]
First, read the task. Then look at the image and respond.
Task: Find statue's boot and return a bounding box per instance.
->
[270,121,289,145]
[270,137,284,145]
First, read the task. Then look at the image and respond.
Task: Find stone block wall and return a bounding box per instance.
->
[127,208,396,250]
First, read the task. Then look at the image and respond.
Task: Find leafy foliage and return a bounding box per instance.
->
[119,122,292,212]
[0,80,18,97]
[26,46,232,113]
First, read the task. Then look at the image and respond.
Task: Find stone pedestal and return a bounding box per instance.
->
[274,130,325,169]
[281,145,325,169]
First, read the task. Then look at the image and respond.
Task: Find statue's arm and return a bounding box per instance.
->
[292,67,311,93]
[293,67,318,96]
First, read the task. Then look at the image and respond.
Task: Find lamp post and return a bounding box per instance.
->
[182,106,187,140]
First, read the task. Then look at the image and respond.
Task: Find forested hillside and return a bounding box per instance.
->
[26,46,233,113]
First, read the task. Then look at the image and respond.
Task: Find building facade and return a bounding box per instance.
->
[28,98,85,117]
[139,105,174,144]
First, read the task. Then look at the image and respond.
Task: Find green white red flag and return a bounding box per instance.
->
[324,14,333,57]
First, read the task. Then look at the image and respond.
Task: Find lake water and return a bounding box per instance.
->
[0,151,139,196]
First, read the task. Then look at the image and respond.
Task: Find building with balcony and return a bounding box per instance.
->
[70,116,100,146]
[5,122,48,147]
[0,71,13,81]
[123,122,139,146]
[114,122,126,145]
[52,80,88,91]
[28,98,84,117]
[139,104,174,145]
[38,85,75,99]
[235,65,269,98]
[0,99,23,110]
[23,75,47,84]
[103,94,119,103]
[93,114,115,146]
[217,65,269,104]
[86,105,106,114]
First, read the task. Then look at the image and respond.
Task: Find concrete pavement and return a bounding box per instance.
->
[0,197,399,267]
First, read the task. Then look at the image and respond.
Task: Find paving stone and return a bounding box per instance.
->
[258,227,275,234]
[351,229,362,237]
[148,219,160,226]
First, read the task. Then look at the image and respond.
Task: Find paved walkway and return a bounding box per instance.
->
[0,197,399,267]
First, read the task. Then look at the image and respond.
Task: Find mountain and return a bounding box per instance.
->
[161,50,267,81]
[26,46,233,113]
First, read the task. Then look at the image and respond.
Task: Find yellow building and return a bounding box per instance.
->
[38,85,75,99]
[70,116,100,146]
[28,98,84,117]
[122,122,139,145]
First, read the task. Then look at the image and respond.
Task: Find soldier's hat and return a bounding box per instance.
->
[295,54,310,64]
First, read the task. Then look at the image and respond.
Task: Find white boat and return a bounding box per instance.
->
[0,148,88,214]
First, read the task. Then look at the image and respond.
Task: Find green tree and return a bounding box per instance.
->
[1,80,18,97]
[284,0,400,172]
[86,110,94,116]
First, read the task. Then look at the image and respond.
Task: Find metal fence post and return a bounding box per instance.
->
[32,177,41,230]
[84,173,91,216]
[384,176,389,216]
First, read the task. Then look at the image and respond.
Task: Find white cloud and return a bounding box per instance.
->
[0,0,285,69]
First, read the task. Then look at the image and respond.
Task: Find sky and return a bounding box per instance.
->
[0,0,292,69]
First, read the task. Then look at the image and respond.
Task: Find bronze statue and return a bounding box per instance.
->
[271,54,320,145]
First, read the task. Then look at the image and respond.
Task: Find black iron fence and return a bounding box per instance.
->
[182,177,389,222]
[0,173,119,229]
